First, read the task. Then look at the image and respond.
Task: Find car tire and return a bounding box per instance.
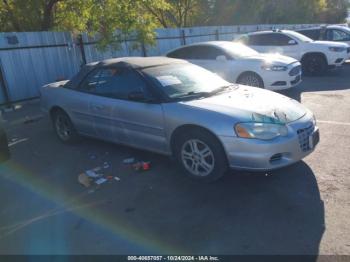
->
[174,129,228,182]
[302,54,327,76]
[52,110,79,143]
[237,72,264,88]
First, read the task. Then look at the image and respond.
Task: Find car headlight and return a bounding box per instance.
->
[329,46,346,52]
[261,64,288,71]
[235,122,288,140]
[312,114,317,126]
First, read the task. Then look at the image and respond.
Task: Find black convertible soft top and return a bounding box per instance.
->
[65,56,186,89]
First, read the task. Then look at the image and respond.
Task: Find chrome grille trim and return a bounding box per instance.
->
[297,124,314,152]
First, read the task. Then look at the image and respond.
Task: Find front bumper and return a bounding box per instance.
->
[219,112,318,171]
[263,63,302,91]
[328,51,348,67]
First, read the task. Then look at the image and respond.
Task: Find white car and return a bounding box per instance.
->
[165,41,302,90]
[237,29,349,75]
[297,25,350,56]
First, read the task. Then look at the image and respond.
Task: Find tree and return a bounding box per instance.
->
[0,0,168,49]
[0,0,61,31]
[199,0,348,25]
[142,0,207,28]
[318,0,349,23]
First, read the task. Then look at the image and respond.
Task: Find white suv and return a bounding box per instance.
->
[237,29,349,75]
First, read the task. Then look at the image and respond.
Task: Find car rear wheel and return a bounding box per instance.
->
[174,129,228,182]
[302,54,327,76]
[52,110,79,143]
[237,72,264,88]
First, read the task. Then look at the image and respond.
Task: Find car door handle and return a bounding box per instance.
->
[92,105,105,110]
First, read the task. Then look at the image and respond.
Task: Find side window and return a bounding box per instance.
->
[270,33,295,46]
[78,69,101,92]
[193,46,227,60]
[167,48,187,59]
[167,46,197,59]
[237,35,249,45]
[299,29,320,40]
[248,35,265,45]
[248,34,273,45]
[330,29,350,41]
[249,33,295,46]
[79,68,150,101]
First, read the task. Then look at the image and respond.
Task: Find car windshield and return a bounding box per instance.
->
[143,63,232,100]
[335,26,350,33]
[286,31,313,43]
[218,42,258,58]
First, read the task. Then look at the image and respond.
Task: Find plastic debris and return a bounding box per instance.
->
[78,173,91,188]
[85,170,100,178]
[95,178,108,185]
[107,176,113,180]
[114,176,121,181]
[133,161,151,171]
[123,158,136,164]
[103,162,110,169]
[92,166,102,172]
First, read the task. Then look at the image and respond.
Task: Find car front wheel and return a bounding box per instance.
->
[302,54,327,76]
[52,110,79,143]
[237,72,264,88]
[174,129,228,182]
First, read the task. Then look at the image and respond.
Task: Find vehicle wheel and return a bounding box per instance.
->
[52,110,79,143]
[237,72,264,88]
[174,129,228,182]
[302,54,327,76]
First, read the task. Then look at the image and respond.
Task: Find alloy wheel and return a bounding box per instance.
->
[55,115,72,141]
[181,139,215,176]
[241,75,260,87]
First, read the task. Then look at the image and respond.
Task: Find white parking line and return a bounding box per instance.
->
[318,120,350,126]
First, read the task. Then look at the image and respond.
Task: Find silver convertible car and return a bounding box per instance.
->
[40,57,319,181]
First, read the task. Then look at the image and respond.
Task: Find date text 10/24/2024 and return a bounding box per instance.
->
[127,256,219,261]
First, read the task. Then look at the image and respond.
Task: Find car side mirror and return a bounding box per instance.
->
[288,39,297,45]
[128,91,145,102]
[216,55,227,61]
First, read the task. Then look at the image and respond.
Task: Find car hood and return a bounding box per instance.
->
[311,41,349,48]
[244,53,297,65]
[181,85,307,124]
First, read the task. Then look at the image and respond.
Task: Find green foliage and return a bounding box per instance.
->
[0,0,168,50]
[202,0,348,25]
[0,0,348,49]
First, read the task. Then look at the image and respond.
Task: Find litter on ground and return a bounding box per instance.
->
[132,161,151,171]
[95,178,108,185]
[78,173,91,188]
[123,158,136,164]
[85,170,100,178]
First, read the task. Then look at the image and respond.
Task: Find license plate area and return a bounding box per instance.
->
[309,128,320,149]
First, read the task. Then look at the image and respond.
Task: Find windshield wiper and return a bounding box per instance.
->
[210,84,236,95]
[177,91,211,99]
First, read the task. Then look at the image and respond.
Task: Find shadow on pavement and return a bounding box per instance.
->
[0,116,325,256]
[278,64,350,102]
[105,159,325,257]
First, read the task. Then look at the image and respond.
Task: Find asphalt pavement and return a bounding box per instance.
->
[0,64,349,256]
